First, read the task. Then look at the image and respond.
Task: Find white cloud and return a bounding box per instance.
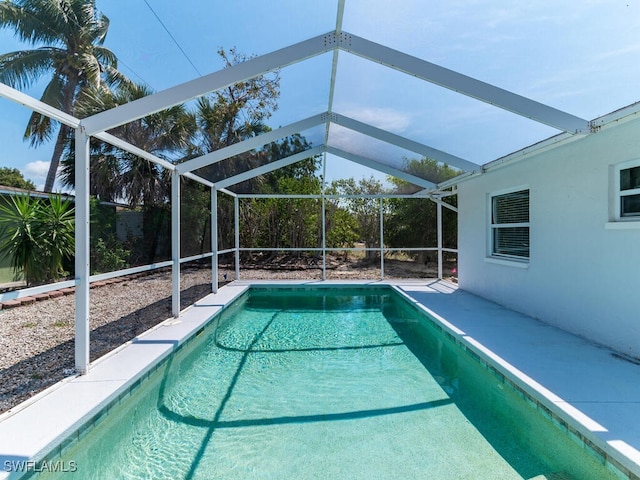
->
[340,106,413,134]
[23,160,50,179]
[327,124,412,168]
[23,160,50,190]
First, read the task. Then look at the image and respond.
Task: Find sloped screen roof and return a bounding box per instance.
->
[2,0,639,192]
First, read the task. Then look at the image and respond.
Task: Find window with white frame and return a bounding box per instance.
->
[616,160,640,220]
[490,188,530,260]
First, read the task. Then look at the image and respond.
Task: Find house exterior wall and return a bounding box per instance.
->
[458,116,640,356]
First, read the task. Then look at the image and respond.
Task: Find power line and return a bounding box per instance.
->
[117,58,155,90]
[142,0,203,77]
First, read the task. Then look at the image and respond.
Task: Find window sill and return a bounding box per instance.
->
[484,257,529,269]
[605,221,640,230]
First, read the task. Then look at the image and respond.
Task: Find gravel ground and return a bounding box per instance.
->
[0,258,440,414]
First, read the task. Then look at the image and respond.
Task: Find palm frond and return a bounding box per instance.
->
[23,72,66,145]
[24,111,53,145]
[92,46,117,68]
[90,8,109,45]
[0,48,53,89]
[101,63,134,90]
[0,1,64,45]
[79,52,101,86]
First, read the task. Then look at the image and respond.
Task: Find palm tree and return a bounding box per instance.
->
[60,82,197,263]
[60,82,197,204]
[0,0,129,192]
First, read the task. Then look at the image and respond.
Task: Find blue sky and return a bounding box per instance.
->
[1,0,640,191]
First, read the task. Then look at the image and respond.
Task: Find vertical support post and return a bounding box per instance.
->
[322,195,326,281]
[437,200,443,280]
[211,187,218,294]
[234,196,240,280]
[380,197,384,280]
[321,154,327,281]
[74,127,90,374]
[171,169,180,317]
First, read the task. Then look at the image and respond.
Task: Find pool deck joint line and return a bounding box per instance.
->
[0,279,639,479]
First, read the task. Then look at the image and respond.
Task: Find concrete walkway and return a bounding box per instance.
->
[396,280,640,478]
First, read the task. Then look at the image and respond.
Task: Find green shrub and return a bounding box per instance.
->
[0,194,75,285]
[91,236,130,274]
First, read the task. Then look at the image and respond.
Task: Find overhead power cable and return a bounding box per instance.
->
[117,58,154,90]
[142,0,203,77]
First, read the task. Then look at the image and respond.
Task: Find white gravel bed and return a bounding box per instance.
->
[0,259,437,414]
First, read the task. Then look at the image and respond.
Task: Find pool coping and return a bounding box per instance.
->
[0,284,250,480]
[0,279,639,479]
[391,284,640,480]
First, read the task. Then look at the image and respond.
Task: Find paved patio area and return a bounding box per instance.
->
[396,280,640,477]
[0,279,639,479]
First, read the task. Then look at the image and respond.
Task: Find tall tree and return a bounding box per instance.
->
[0,0,129,192]
[190,48,280,192]
[328,176,388,258]
[0,167,35,189]
[187,47,281,255]
[386,157,459,263]
[59,82,196,263]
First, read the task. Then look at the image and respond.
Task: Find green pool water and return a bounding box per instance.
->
[38,287,620,479]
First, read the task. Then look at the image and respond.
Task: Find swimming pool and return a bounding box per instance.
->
[32,287,623,479]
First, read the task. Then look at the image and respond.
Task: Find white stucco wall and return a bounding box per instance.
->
[458,115,640,356]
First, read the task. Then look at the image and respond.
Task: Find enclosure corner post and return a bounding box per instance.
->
[74,127,90,374]
[212,187,218,294]
[322,195,327,281]
[171,169,181,317]
[437,201,443,280]
[234,196,240,280]
[380,197,385,280]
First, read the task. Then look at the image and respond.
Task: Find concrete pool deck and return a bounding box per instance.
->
[0,279,639,479]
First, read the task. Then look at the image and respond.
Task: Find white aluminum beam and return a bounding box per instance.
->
[322,153,327,280]
[216,146,324,188]
[237,193,428,199]
[429,195,458,213]
[325,0,345,145]
[339,33,591,134]
[380,197,384,279]
[325,146,435,190]
[219,188,237,197]
[176,114,325,174]
[331,112,480,172]
[74,128,90,374]
[234,196,240,279]
[171,169,180,318]
[0,83,181,174]
[437,201,443,279]
[0,82,80,128]
[211,187,218,294]
[83,33,339,135]
[95,132,175,171]
[183,171,214,188]
[0,82,181,174]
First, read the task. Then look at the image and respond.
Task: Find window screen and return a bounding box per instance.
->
[620,165,640,217]
[491,189,529,259]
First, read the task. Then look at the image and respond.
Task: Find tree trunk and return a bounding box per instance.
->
[44,123,71,192]
[44,79,76,193]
